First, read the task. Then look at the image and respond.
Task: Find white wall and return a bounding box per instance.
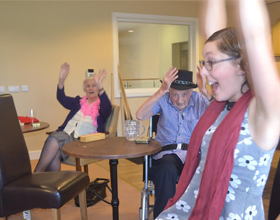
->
[119,24,160,82]
[119,24,189,88]
[158,25,189,76]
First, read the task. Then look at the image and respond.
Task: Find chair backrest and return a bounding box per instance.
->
[146,114,160,171]
[104,104,120,137]
[149,114,160,138]
[0,94,31,192]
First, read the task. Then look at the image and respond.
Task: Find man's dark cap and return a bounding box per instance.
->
[170,69,197,90]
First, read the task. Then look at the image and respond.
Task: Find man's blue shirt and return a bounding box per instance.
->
[152,91,209,162]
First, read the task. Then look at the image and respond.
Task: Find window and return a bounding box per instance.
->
[112,13,199,98]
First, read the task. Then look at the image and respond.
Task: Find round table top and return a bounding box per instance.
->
[62,136,162,160]
[21,122,50,133]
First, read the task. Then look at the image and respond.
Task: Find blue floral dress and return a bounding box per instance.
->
[156,107,276,220]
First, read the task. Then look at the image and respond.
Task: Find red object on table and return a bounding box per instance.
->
[18,116,39,124]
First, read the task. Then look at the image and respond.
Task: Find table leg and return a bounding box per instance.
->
[75,158,82,171]
[109,159,119,220]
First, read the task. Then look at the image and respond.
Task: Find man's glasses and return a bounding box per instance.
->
[199,57,238,71]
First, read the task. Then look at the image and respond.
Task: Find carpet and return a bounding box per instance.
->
[7,162,142,220]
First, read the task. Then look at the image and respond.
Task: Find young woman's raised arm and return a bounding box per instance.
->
[204,0,227,38]
[239,0,280,150]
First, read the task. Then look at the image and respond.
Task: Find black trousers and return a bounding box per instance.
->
[149,154,184,219]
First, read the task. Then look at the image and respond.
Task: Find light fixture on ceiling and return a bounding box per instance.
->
[128,30,134,33]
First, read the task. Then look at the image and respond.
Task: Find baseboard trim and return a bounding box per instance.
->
[29,151,41,160]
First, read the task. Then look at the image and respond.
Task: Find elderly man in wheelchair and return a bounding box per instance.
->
[136,67,209,219]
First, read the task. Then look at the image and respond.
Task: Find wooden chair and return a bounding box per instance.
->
[0,94,90,220]
[61,104,120,173]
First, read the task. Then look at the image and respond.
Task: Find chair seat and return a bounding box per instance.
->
[2,171,89,216]
[0,94,89,219]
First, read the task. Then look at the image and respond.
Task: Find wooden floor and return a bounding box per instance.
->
[95,150,280,220]
[28,150,279,220]
[96,158,145,191]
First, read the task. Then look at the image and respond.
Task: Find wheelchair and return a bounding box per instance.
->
[139,114,181,220]
[139,115,159,220]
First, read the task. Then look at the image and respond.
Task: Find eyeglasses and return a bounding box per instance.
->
[199,57,238,71]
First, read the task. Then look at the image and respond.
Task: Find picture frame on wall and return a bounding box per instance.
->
[272,19,280,57]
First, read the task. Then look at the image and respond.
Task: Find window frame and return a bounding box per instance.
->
[112,12,199,98]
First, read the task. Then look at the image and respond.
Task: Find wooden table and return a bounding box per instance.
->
[62,136,161,220]
[21,122,49,133]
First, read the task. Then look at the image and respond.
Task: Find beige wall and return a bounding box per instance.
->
[0,1,201,158]
[1,1,279,158]
[267,2,280,70]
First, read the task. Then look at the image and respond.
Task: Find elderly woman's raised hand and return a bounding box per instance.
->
[58,62,70,89]
[160,67,178,93]
[95,69,107,91]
